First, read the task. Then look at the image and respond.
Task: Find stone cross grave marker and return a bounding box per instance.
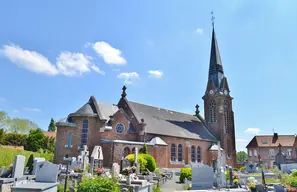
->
[90,146,104,174]
[35,161,59,183]
[81,145,89,172]
[12,155,26,178]
[134,147,140,174]
[111,163,120,178]
[32,157,45,175]
[191,163,214,190]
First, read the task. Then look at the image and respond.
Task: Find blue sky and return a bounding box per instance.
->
[1,0,297,152]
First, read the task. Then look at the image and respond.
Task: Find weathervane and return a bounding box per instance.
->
[211,11,215,28]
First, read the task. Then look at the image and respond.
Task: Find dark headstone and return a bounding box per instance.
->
[120,158,130,173]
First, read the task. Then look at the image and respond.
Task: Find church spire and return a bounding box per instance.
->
[208,12,224,92]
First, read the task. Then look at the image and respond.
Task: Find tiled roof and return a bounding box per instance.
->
[43,131,56,138]
[246,135,297,148]
[127,101,217,141]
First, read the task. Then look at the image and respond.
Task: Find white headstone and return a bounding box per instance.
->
[32,158,45,175]
[35,161,59,183]
[134,147,138,164]
[12,155,26,178]
[111,163,120,178]
[191,164,214,190]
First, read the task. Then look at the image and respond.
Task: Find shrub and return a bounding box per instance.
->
[0,146,53,167]
[240,166,246,171]
[142,143,148,154]
[281,173,290,185]
[142,154,156,172]
[291,170,297,177]
[180,168,192,183]
[126,153,156,172]
[77,176,120,192]
[233,168,238,171]
[26,154,34,173]
[126,154,147,172]
[153,184,162,192]
[288,176,297,188]
[183,183,191,190]
[272,168,281,174]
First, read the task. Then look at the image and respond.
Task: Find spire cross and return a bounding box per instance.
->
[121,85,127,98]
[211,11,215,28]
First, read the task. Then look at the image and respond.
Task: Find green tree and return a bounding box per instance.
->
[237,151,248,164]
[47,118,56,132]
[25,128,45,152]
[8,118,38,134]
[43,136,55,153]
[143,143,148,154]
[0,111,10,130]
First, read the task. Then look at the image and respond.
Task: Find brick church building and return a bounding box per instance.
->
[54,26,237,168]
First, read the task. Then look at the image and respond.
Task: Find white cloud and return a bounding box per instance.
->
[1,44,104,77]
[117,72,139,84]
[0,97,5,102]
[148,70,163,79]
[23,107,41,112]
[1,44,58,76]
[244,128,261,135]
[195,28,204,35]
[92,42,127,65]
[91,65,105,75]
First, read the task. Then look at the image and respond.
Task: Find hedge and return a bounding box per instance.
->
[180,168,192,183]
[126,153,157,172]
[0,146,54,167]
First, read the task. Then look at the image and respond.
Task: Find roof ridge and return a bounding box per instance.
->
[128,100,195,116]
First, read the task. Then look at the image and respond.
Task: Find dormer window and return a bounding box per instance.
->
[106,120,112,127]
[261,140,268,144]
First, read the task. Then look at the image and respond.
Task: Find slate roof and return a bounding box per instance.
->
[70,101,118,121]
[68,97,217,141]
[246,135,297,148]
[128,101,217,141]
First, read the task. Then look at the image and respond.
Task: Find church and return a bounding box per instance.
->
[53,26,237,168]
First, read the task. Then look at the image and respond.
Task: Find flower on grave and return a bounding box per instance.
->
[248,182,256,189]
[122,166,136,176]
[233,179,239,184]
[94,168,105,176]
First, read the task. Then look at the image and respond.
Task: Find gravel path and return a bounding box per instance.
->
[161,171,184,192]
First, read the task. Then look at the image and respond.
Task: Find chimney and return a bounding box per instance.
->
[272,132,278,143]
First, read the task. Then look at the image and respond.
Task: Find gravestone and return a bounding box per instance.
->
[32,158,45,175]
[90,146,104,174]
[80,145,89,172]
[246,163,257,173]
[0,166,5,176]
[11,161,59,192]
[12,155,26,178]
[35,161,59,183]
[276,152,286,170]
[191,163,214,190]
[120,158,130,173]
[216,166,225,187]
[111,163,120,178]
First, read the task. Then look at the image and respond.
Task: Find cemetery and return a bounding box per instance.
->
[0,145,169,192]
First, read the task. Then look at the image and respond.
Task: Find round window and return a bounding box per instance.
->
[115,123,125,134]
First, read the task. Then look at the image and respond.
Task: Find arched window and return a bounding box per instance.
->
[209,100,216,123]
[191,145,196,162]
[197,146,202,162]
[171,144,176,161]
[224,101,229,134]
[81,120,88,146]
[65,132,72,148]
[132,148,135,154]
[123,147,130,157]
[178,144,183,161]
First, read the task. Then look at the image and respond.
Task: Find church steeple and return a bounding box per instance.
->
[208,27,224,92]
